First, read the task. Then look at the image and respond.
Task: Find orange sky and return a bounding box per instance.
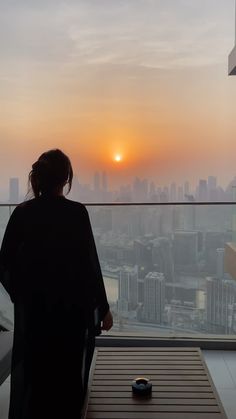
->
[1,0,236,195]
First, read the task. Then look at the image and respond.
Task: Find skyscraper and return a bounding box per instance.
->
[206,276,236,333]
[198,179,208,201]
[118,265,138,310]
[208,176,217,190]
[216,248,225,279]
[143,272,165,324]
[9,177,19,204]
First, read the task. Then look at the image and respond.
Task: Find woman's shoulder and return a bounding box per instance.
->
[14,197,89,219]
[62,198,89,217]
[10,199,34,214]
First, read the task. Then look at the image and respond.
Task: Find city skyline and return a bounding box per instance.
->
[2,171,236,204]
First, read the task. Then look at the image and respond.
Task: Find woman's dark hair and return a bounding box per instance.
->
[28,149,73,198]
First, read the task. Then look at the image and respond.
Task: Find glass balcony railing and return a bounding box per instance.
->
[1,203,236,340]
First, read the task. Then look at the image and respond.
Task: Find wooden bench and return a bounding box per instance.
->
[84,347,227,419]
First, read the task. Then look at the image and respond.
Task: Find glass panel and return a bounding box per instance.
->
[88,204,236,337]
[1,203,236,338]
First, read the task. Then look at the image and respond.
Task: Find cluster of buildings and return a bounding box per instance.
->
[3,175,236,335]
[4,174,236,205]
[71,173,236,203]
[90,205,236,335]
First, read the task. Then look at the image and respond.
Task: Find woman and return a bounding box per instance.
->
[0,149,113,419]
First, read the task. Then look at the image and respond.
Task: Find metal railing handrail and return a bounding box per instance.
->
[1,201,236,207]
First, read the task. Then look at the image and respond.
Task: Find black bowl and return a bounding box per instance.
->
[132,377,152,396]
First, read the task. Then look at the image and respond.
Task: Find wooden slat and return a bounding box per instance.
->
[93,376,208,381]
[99,346,201,354]
[96,360,203,365]
[90,398,218,406]
[90,385,213,392]
[88,405,220,412]
[92,380,211,386]
[98,355,198,361]
[86,413,224,419]
[96,362,204,368]
[84,347,227,419]
[89,391,216,399]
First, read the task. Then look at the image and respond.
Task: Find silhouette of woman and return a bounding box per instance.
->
[0,149,113,419]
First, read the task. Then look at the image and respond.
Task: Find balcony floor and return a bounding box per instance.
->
[1,350,236,419]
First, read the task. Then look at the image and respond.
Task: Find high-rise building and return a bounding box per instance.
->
[149,181,156,200]
[208,176,217,190]
[206,276,236,333]
[143,272,165,324]
[205,232,226,274]
[208,176,218,201]
[177,186,183,201]
[184,181,190,196]
[152,238,174,282]
[198,179,208,201]
[9,177,19,204]
[118,265,138,310]
[216,248,225,279]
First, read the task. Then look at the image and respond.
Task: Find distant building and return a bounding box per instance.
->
[206,276,236,333]
[198,179,208,202]
[9,177,19,204]
[216,248,225,279]
[177,186,184,201]
[205,232,227,274]
[152,237,174,282]
[143,272,165,324]
[208,176,217,191]
[118,265,138,310]
[184,181,190,196]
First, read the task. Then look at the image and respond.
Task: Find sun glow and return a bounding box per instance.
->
[114,154,122,162]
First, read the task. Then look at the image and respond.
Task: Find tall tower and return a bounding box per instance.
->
[118,265,138,311]
[198,179,208,201]
[216,248,225,279]
[143,272,165,324]
[206,276,236,334]
[9,178,19,204]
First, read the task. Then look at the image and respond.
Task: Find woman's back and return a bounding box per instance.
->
[0,149,112,419]
[13,196,94,305]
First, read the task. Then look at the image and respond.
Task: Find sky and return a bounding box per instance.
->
[1,0,236,196]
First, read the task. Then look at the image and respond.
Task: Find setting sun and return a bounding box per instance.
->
[114,154,122,162]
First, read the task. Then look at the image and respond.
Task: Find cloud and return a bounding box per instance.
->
[0,0,234,72]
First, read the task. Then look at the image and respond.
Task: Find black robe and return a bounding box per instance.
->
[0,195,109,419]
